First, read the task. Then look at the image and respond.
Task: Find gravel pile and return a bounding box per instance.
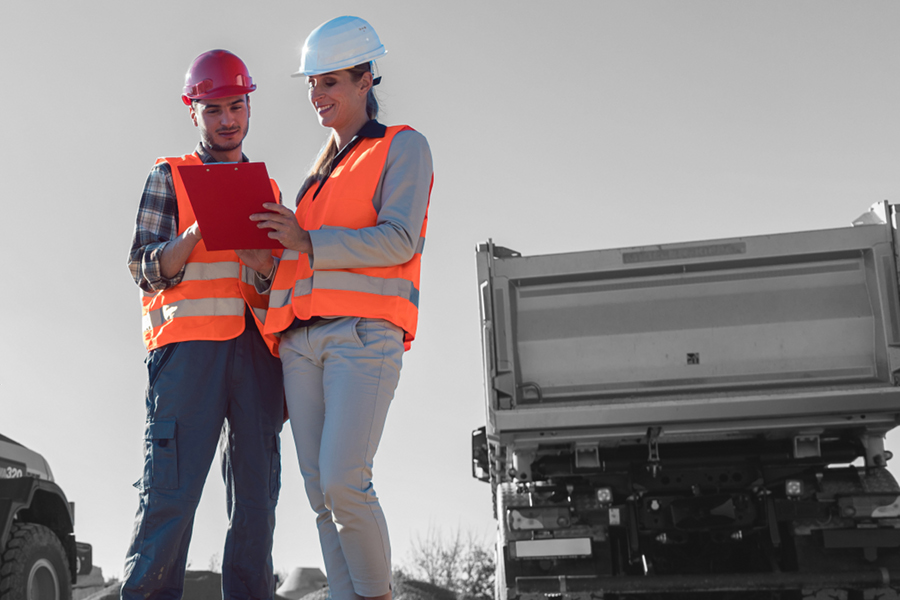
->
[83,571,455,600]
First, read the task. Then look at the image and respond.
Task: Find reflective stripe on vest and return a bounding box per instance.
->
[143,297,246,331]
[140,154,282,354]
[269,271,419,310]
[265,125,430,350]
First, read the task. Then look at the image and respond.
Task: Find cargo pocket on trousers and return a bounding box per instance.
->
[145,420,178,490]
[269,434,282,501]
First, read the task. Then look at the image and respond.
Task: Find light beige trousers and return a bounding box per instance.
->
[280,316,404,600]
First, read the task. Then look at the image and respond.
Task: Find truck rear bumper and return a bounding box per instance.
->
[515,568,900,596]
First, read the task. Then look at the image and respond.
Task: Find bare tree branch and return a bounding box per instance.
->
[405,526,494,600]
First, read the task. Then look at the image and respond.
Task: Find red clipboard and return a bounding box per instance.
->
[177,162,283,251]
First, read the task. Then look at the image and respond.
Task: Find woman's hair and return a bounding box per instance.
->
[304,62,380,187]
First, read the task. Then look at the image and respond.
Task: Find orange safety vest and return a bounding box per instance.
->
[141,153,281,355]
[265,125,430,350]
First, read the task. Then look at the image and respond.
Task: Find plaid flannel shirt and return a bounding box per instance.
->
[127,144,249,293]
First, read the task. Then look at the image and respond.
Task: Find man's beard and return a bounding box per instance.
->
[202,123,248,153]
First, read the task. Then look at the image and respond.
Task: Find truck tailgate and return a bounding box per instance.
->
[479,222,900,437]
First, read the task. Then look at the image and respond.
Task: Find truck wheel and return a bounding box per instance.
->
[0,523,71,600]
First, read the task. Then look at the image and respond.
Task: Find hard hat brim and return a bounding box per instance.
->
[183,84,257,101]
[291,49,386,78]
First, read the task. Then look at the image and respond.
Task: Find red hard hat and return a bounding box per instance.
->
[181,49,256,106]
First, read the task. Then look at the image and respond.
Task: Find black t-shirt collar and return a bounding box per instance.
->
[332,120,386,165]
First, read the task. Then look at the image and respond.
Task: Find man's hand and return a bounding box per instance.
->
[185,222,202,241]
[250,203,313,256]
[160,221,203,278]
[235,249,275,275]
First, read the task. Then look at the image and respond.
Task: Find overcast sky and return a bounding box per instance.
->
[3,0,900,581]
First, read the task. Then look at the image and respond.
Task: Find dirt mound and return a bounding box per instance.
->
[277,567,328,599]
[82,571,295,600]
[81,582,120,600]
[393,579,458,600]
[83,572,454,600]
[298,579,456,600]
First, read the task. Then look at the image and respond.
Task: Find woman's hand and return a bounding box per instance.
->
[234,249,274,275]
[250,203,313,256]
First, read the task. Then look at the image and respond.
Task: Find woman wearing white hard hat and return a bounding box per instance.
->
[249,15,432,600]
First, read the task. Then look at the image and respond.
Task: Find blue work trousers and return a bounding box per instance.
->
[121,320,284,600]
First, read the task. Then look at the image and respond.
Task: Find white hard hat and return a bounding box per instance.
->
[292,16,387,78]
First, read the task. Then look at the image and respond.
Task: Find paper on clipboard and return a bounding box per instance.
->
[178,162,283,251]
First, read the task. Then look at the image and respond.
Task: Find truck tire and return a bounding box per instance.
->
[0,523,71,600]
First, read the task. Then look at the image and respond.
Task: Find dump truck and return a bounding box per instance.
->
[472,202,900,599]
[0,433,92,600]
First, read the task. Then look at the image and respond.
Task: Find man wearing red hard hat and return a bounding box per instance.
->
[123,49,283,600]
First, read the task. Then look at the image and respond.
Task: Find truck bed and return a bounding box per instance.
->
[478,219,900,443]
